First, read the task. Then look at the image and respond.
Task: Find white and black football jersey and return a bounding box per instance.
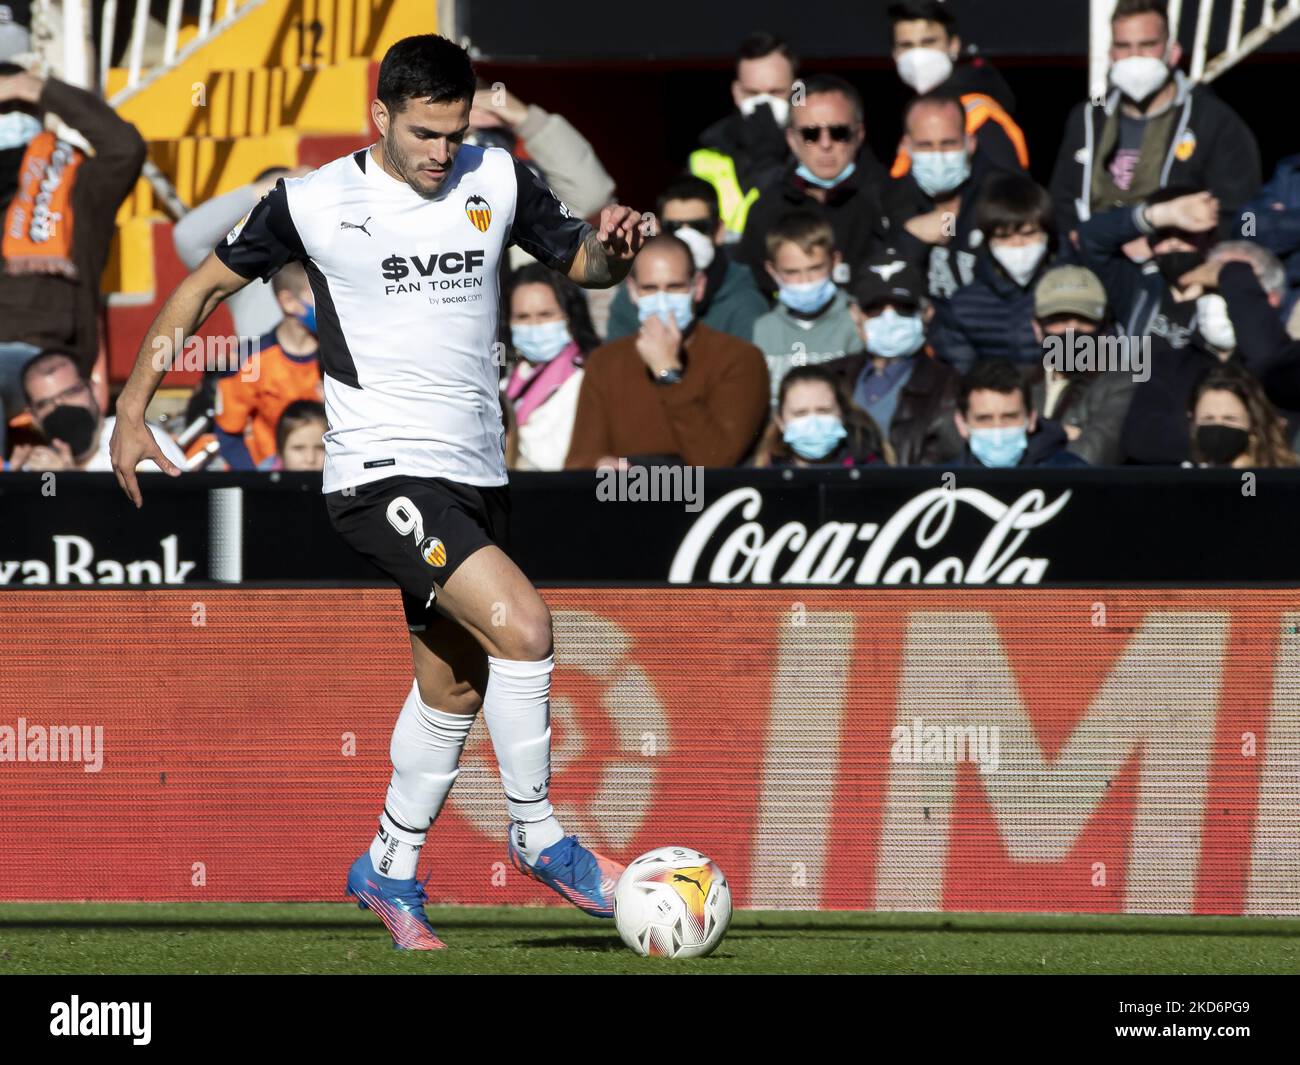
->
[214,143,591,492]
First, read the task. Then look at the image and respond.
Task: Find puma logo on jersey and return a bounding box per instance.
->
[340,216,373,236]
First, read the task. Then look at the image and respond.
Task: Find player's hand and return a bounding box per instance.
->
[636,312,684,374]
[1148,192,1219,233]
[110,416,182,508]
[596,204,650,263]
[15,441,75,471]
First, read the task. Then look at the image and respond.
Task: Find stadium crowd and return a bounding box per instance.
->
[3,0,1300,473]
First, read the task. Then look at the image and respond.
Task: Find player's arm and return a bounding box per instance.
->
[113,179,303,505]
[508,157,648,290]
[565,204,650,289]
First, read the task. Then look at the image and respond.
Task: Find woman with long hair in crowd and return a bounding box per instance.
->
[1187,365,1298,468]
[501,262,601,470]
[753,364,892,468]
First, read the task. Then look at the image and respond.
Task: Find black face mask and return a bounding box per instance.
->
[1155,250,1204,288]
[41,404,99,458]
[1195,424,1249,465]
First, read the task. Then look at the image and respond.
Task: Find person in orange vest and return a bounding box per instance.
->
[887,0,1029,180]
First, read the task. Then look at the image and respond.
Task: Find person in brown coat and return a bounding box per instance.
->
[565,234,769,467]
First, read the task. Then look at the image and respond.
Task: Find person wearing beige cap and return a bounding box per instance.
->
[1028,265,1137,465]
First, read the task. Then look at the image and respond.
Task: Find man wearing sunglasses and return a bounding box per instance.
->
[737,74,887,301]
[5,352,185,472]
[604,176,767,343]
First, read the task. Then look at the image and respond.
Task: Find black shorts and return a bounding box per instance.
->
[325,474,511,630]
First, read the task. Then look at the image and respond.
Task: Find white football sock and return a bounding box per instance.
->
[368,679,476,880]
[484,654,565,865]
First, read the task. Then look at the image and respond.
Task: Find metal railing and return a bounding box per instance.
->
[1092,0,1300,96]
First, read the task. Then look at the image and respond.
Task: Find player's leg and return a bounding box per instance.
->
[434,544,624,917]
[344,613,486,951]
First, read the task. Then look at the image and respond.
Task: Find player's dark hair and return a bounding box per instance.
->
[1112,0,1169,31]
[887,0,957,29]
[377,34,476,115]
[275,399,327,456]
[656,175,720,228]
[737,31,798,72]
[959,359,1033,416]
[799,73,864,126]
[19,351,81,406]
[974,173,1055,241]
[505,262,600,356]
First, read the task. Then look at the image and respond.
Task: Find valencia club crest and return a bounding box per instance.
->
[466,195,492,233]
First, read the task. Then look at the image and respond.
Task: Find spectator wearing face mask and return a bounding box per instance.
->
[1077,185,1220,348]
[929,173,1057,374]
[1027,266,1136,466]
[690,31,797,243]
[880,93,1012,300]
[886,0,1028,179]
[820,253,961,466]
[211,262,322,471]
[502,263,600,471]
[1242,155,1300,335]
[1120,240,1297,464]
[260,399,328,472]
[605,177,766,343]
[737,74,887,299]
[1049,0,1260,247]
[5,351,185,473]
[0,63,146,456]
[752,210,862,405]
[752,364,890,468]
[1186,365,1297,469]
[565,235,768,468]
[952,358,1087,468]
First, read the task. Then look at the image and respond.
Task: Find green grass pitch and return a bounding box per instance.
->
[3,905,1300,974]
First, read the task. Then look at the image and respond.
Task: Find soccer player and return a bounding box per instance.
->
[109,35,650,950]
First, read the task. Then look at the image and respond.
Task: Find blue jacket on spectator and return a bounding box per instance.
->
[953,417,1089,467]
[928,250,1047,375]
[1243,154,1300,323]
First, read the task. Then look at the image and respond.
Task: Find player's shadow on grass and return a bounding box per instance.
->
[511,935,626,951]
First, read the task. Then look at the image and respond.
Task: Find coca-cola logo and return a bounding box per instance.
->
[668,486,1072,585]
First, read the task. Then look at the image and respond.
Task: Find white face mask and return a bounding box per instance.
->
[1110,54,1170,102]
[738,92,790,127]
[1197,293,1237,352]
[672,224,716,271]
[991,238,1048,288]
[895,48,954,94]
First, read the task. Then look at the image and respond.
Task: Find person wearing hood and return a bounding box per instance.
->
[952,358,1088,468]
[5,352,185,473]
[0,63,146,455]
[886,0,1028,179]
[1049,0,1259,245]
[737,73,887,299]
[929,173,1057,374]
[604,176,767,343]
[690,31,797,243]
[879,93,1013,300]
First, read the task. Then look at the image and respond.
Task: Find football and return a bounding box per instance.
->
[613,846,732,958]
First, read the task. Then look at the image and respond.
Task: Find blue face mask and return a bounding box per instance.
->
[512,319,572,364]
[795,161,856,190]
[969,425,1028,468]
[0,111,42,151]
[637,291,695,331]
[295,304,317,335]
[910,149,970,198]
[783,413,848,461]
[864,308,925,358]
[777,275,837,315]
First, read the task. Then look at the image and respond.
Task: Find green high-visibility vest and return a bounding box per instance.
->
[689,148,761,238]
